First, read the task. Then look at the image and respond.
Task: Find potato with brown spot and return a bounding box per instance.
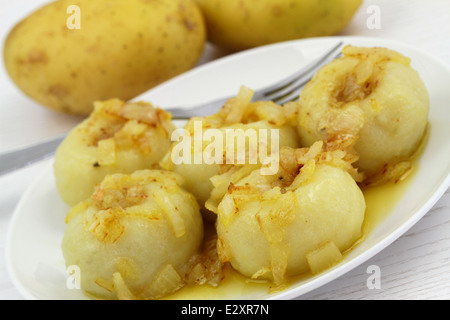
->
[4,0,206,115]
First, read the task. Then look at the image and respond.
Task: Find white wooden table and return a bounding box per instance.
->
[1,0,449,300]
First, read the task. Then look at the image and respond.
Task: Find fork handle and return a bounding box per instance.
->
[0,98,228,177]
[164,96,230,119]
[0,96,231,176]
[0,134,67,176]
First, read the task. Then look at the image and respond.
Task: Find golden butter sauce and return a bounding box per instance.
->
[165,166,417,300]
[166,127,428,299]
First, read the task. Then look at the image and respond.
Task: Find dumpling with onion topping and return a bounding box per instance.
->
[296,45,429,184]
[159,86,301,216]
[54,99,175,206]
[210,141,365,286]
[61,169,203,300]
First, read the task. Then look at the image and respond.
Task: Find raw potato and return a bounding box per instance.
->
[61,170,204,300]
[4,0,206,115]
[212,142,366,285]
[195,0,362,51]
[296,46,430,183]
[54,99,175,207]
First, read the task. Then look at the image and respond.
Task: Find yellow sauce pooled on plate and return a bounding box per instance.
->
[164,164,418,300]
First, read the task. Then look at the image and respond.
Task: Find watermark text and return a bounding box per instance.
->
[171,121,280,175]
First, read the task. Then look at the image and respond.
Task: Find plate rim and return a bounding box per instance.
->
[6,159,55,300]
[135,35,450,104]
[6,35,450,300]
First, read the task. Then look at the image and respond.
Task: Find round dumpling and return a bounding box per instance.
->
[54,99,175,206]
[211,142,365,285]
[160,86,300,216]
[61,169,203,300]
[296,45,429,184]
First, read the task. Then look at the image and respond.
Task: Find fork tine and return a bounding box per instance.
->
[256,41,344,103]
[268,50,344,104]
[270,83,306,105]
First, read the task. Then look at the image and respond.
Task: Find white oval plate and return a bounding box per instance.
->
[6,36,450,300]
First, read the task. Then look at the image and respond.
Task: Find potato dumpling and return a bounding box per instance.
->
[61,169,204,300]
[4,0,206,115]
[54,99,175,206]
[159,86,300,216]
[211,142,365,285]
[297,46,430,184]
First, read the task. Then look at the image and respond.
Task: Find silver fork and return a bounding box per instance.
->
[166,41,344,119]
[0,41,344,176]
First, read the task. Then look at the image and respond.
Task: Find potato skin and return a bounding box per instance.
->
[4,0,206,115]
[195,0,362,51]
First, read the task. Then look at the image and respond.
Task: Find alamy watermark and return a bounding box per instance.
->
[366,5,382,30]
[66,4,382,31]
[366,265,381,290]
[170,121,280,175]
[66,265,81,290]
[66,5,81,30]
